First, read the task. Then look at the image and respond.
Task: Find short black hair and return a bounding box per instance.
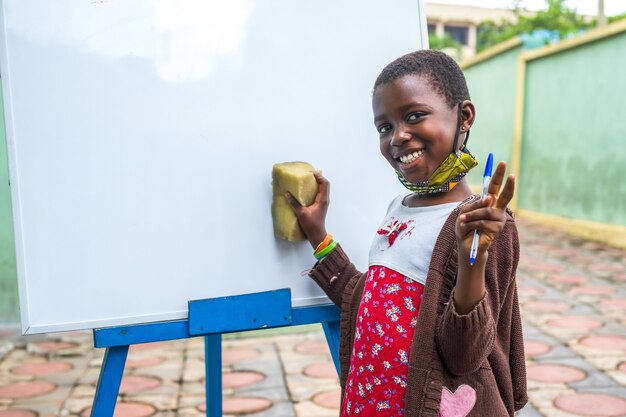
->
[373,49,470,108]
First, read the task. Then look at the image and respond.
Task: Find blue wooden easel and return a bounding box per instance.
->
[89,289,340,417]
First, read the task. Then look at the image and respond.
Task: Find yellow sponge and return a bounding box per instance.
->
[272,162,318,241]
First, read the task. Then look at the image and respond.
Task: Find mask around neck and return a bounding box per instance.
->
[396,102,478,195]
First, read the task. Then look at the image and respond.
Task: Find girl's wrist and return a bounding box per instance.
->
[308,229,328,249]
[454,252,488,314]
[314,238,337,260]
[458,246,488,268]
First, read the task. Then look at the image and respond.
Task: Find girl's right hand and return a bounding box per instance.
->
[285,171,330,249]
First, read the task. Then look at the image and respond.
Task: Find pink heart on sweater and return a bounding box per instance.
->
[439,384,476,417]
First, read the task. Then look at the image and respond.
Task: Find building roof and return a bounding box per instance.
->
[425,2,518,25]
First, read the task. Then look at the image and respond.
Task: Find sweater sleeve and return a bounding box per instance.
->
[436,215,520,376]
[308,243,366,307]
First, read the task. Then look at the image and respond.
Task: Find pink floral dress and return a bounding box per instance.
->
[340,265,424,416]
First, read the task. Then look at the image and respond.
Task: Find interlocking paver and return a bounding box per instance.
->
[0,381,56,399]
[303,362,337,379]
[221,347,261,364]
[0,217,624,416]
[525,340,553,357]
[118,375,163,394]
[311,388,341,410]
[81,402,157,417]
[222,371,265,389]
[126,356,167,369]
[198,397,272,414]
[0,410,36,417]
[545,316,604,329]
[526,364,587,384]
[554,392,626,416]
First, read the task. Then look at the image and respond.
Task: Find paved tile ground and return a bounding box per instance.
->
[0,217,625,417]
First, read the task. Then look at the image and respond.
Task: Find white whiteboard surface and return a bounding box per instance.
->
[1,0,426,334]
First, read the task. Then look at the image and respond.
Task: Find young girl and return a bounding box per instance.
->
[287,50,527,416]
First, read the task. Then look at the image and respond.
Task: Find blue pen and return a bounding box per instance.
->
[469,153,493,265]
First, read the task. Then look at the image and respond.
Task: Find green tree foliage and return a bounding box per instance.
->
[476,18,522,53]
[608,13,626,24]
[428,32,462,53]
[476,0,594,52]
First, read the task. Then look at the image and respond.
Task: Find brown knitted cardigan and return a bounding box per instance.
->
[308,200,527,416]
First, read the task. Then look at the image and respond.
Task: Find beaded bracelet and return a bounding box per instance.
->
[314,239,337,260]
[314,234,333,253]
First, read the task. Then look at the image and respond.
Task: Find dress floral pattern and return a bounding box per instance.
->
[340,265,424,416]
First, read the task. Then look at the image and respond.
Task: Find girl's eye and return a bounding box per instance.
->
[407,113,424,122]
[378,124,392,134]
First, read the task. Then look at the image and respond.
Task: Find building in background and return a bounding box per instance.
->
[425,2,518,60]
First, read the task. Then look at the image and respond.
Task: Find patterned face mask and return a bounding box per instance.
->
[396,103,478,195]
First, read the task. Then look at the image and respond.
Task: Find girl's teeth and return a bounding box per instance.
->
[399,150,423,164]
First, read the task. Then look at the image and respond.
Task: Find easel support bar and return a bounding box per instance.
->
[93,320,189,348]
[93,302,341,349]
[90,345,129,417]
[292,304,340,325]
[189,289,292,336]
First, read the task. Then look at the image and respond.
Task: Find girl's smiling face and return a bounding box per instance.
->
[373,74,473,185]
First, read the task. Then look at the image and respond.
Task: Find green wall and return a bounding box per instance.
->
[461,26,625,227]
[0,84,19,323]
[463,45,523,188]
[519,32,626,225]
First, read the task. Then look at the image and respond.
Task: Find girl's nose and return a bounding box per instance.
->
[390,129,411,146]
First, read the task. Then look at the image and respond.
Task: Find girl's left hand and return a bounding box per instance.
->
[456,161,515,260]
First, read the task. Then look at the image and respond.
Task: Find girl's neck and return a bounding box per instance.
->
[402,179,474,208]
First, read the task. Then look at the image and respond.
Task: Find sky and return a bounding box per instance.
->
[428,0,626,17]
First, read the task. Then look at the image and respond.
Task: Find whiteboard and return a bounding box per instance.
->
[0,0,427,334]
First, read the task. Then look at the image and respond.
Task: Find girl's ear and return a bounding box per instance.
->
[460,100,476,132]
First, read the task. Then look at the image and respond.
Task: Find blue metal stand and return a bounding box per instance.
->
[90,346,129,417]
[89,289,340,417]
[205,334,222,417]
[321,320,341,375]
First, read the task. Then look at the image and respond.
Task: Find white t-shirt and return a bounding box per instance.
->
[368,193,460,285]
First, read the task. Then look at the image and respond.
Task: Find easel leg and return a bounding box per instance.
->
[321,320,341,376]
[204,334,222,417]
[90,345,129,417]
